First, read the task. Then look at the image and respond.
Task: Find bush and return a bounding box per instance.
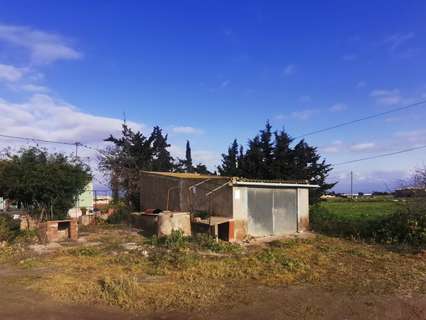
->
[193,234,242,254]
[311,201,426,248]
[107,204,130,224]
[147,230,191,250]
[375,201,426,247]
[0,215,20,242]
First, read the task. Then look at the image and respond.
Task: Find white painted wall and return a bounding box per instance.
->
[232,186,248,220]
[297,188,309,231]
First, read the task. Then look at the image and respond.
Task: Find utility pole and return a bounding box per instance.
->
[75,142,80,215]
[75,142,80,159]
[350,171,354,199]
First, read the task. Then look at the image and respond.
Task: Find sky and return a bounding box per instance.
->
[0,0,425,193]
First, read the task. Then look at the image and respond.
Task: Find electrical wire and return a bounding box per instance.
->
[293,99,426,139]
[333,144,426,166]
[0,133,77,145]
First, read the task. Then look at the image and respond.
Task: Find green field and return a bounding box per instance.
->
[310,198,408,241]
[319,199,402,221]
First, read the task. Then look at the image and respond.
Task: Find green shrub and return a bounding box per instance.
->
[193,234,242,254]
[375,201,426,247]
[14,229,39,244]
[107,205,130,224]
[68,246,100,257]
[0,215,20,242]
[147,230,191,250]
[311,201,426,248]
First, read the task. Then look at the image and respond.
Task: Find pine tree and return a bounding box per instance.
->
[259,121,274,179]
[150,126,174,171]
[272,129,294,179]
[218,139,240,176]
[243,135,264,179]
[290,140,335,203]
[218,123,335,203]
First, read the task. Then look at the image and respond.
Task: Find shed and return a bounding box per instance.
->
[140,171,318,240]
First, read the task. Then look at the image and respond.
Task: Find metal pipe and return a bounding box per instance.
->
[205,181,232,197]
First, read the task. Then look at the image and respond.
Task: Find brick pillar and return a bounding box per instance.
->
[70,219,78,240]
[228,220,235,242]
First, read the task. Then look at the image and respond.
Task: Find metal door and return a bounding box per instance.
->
[273,189,298,234]
[247,188,273,236]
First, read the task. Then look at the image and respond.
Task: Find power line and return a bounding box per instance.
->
[293,99,426,139]
[0,133,103,154]
[333,144,426,166]
[0,133,76,146]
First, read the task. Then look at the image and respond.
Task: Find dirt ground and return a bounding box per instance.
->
[1,277,425,320]
[1,226,426,320]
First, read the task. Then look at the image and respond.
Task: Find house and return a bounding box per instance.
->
[68,181,94,218]
[140,171,318,240]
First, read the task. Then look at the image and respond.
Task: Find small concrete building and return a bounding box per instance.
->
[68,181,94,218]
[140,171,317,240]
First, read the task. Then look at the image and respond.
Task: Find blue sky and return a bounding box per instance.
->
[0,0,425,192]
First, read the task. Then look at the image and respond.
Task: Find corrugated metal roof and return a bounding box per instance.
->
[141,171,228,180]
[141,171,318,187]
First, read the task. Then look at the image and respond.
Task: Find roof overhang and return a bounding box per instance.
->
[231,181,319,188]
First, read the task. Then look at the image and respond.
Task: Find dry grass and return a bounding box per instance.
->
[2,225,426,313]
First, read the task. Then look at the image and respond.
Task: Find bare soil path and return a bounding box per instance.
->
[1,272,425,320]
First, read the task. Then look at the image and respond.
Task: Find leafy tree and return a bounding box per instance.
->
[102,124,155,209]
[100,125,209,208]
[194,163,211,175]
[0,147,91,220]
[412,166,426,189]
[218,139,241,176]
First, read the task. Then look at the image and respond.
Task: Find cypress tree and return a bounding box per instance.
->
[185,140,194,172]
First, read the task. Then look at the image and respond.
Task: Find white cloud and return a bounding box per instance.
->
[329,103,347,112]
[169,145,218,169]
[322,146,339,153]
[350,142,376,151]
[383,32,414,51]
[0,94,142,144]
[0,24,82,64]
[172,126,203,135]
[0,64,25,82]
[20,83,50,93]
[276,108,318,121]
[330,169,410,193]
[291,109,317,120]
[282,64,295,76]
[320,140,343,154]
[275,114,288,121]
[370,89,401,106]
[394,129,426,144]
